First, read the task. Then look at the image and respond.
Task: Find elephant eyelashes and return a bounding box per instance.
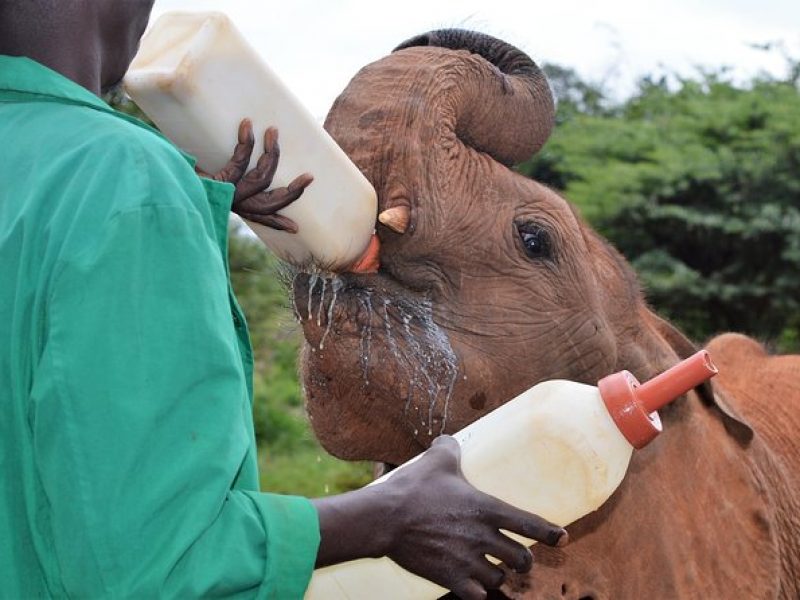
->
[516,221,552,260]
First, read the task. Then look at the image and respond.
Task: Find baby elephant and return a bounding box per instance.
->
[293,29,800,599]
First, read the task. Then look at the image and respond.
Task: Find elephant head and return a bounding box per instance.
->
[291,29,791,598]
[294,29,678,465]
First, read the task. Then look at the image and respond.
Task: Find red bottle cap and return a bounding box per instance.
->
[597,350,718,449]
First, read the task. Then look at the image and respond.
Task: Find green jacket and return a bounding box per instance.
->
[0,56,319,599]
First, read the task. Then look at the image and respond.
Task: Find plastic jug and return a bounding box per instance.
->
[124,12,377,270]
[305,350,717,599]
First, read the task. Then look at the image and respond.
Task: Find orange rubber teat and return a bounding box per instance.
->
[348,233,381,274]
[598,350,718,449]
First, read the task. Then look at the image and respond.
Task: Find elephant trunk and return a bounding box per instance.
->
[394,29,554,166]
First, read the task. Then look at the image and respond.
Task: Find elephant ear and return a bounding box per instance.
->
[647,311,754,446]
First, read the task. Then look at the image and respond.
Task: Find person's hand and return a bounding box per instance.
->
[382,436,567,598]
[203,119,313,233]
[312,436,567,599]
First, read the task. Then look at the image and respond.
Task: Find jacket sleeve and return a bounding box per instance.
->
[30,143,319,599]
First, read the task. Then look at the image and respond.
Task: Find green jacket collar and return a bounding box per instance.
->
[0,55,196,166]
[0,55,113,111]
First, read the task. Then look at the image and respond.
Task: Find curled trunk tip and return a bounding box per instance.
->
[394,28,555,166]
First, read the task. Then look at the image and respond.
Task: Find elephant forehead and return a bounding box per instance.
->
[323,45,533,185]
[325,49,464,141]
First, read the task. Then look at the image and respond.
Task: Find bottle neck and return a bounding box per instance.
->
[598,350,718,449]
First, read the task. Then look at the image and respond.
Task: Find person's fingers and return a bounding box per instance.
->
[232,118,256,166]
[287,172,314,194]
[261,214,298,233]
[486,496,567,548]
[249,127,280,189]
[430,435,458,450]
[215,118,254,185]
[265,172,312,211]
[239,118,254,143]
[254,127,280,179]
[237,211,298,234]
[233,174,310,216]
[427,435,462,470]
[429,435,460,456]
[234,127,280,199]
[483,534,533,573]
[471,560,506,590]
[449,578,487,600]
[234,190,288,216]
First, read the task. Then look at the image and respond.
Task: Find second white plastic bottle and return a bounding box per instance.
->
[305,351,717,599]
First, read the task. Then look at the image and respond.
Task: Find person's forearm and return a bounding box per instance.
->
[311,485,397,567]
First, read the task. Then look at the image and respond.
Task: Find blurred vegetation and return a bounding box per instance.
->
[522,57,800,351]
[108,50,799,498]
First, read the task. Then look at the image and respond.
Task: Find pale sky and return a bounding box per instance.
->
[148,0,800,119]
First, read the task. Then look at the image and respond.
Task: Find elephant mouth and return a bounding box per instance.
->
[291,270,464,462]
[291,272,370,348]
[291,270,411,362]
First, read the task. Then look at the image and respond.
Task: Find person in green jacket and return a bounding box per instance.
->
[0,1,567,598]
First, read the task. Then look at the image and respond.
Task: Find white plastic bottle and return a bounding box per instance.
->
[305,351,717,599]
[124,12,377,270]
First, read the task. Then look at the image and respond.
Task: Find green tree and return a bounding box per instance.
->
[522,65,800,350]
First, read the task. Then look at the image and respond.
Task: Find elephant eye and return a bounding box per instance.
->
[516,221,552,260]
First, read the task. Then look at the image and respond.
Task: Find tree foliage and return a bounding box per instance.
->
[522,64,800,350]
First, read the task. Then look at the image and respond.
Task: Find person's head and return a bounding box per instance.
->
[96,0,157,90]
[0,0,156,93]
